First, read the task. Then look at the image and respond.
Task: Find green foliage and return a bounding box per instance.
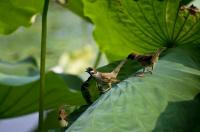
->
[0,3,93,69]
[0,0,90,35]
[67,0,200,131]
[61,0,91,22]
[67,46,200,132]
[181,0,194,5]
[0,0,92,130]
[0,0,200,131]
[83,0,200,61]
[0,58,85,119]
[0,0,44,34]
[0,57,38,76]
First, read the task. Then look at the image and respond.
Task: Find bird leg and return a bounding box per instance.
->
[104,83,112,93]
[145,66,153,74]
[101,87,111,93]
[148,63,155,74]
[99,83,112,94]
[108,83,112,89]
[136,66,154,77]
[97,82,104,94]
[135,67,145,77]
[150,65,154,74]
[143,67,146,73]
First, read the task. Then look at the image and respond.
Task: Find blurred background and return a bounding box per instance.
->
[0,1,107,131]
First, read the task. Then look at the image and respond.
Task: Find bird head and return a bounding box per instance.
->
[127,53,139,60]
[85,67,97,75]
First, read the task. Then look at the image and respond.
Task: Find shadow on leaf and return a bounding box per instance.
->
[153,93,200,132]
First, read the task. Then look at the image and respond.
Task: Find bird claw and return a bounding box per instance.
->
[149,71,153,74]
[100,87,111,94]
[135,72,145,77]
[135,71,153,77]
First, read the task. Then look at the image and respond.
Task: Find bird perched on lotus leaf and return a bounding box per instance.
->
[127,47,166,77]
[86,59,127,94]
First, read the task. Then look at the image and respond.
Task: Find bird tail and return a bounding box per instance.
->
[127,53,139,60]
[112,59,127,76]
[151,47,166,64]
[154,47,166,57]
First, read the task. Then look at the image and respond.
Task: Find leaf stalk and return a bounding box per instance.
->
[39,0,49,131]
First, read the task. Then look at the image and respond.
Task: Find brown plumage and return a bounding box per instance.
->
[86,59,127,93]
[127,47,166,75]
[180,4,200,16]
[180,5,187,11]
[188,4,199,16]
[58,107,68,127]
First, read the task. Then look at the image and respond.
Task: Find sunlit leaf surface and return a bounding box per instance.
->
[0,0,44,34]
[83,0,200,60]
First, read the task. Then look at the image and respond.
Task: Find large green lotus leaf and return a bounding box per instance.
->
[0,57,38,76]
[0,0,44,34]
[0,3,94,69]
[0,71,85,118]
[83,0,200,61]
[60,0,91,23]
[0,0,91,35]
[181,0,194,5]
[66,46,200,132]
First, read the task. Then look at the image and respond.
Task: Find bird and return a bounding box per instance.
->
[58,107,68,128]
[188,4,199,16]
[127,47,166,76]
[85,59,127,93]
[180,4,200,16]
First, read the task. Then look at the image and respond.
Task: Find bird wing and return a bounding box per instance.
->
[137,55,152,62]
[100,73,118,83]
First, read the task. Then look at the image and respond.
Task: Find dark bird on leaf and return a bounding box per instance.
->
[127,47,166,77]
[85,59,127,93]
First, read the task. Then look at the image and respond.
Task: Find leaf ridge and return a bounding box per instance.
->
[177,17,200,43]
[164,0,171,41]
[136,2,165,42]
[0,86,12,112]
[0,83,36,116]
[171,2,180,41]
[121,0,162,45]
[174,13,190,41]
[151,0,168,41]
